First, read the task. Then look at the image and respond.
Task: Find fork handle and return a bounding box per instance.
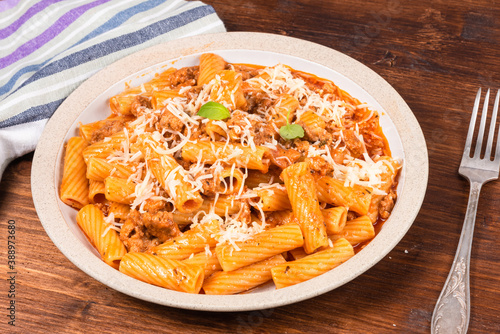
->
[431,181,482,334]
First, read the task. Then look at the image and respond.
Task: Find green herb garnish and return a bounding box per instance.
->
[197,101,230,120]
[279,110,304,140]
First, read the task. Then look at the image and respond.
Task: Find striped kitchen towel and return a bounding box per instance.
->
[0,0,226,182]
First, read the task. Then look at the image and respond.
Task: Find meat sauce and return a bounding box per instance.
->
[119,200,180,253]
[87,62,396,256]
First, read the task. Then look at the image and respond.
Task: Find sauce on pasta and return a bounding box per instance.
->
[60,53,401,294]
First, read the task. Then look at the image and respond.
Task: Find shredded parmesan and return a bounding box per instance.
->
[102,213,123,236]
[213,213,267,250]
[80,58,400,268]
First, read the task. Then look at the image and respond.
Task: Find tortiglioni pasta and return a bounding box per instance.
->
[60,53,401,294]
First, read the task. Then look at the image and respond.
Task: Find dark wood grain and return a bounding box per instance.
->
[2,1,500,333]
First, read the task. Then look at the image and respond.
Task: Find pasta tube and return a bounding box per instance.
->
[108,202,131,220]
[183,248,222,278]
[109,67,176,114]
[271,238,354,289]
[245,169,282,189]
[76,204,127,268]
[254,185,292,211]
[172,195,244,226]
[104,176,135,205]
[281,162,328,253]
[140,135,203,213]
[82,131,127,163]
[150,220,220,260]
[151,90,183,110]
[315,176,372,215]
[60,137,89,209]
[182,141,271,173]
[209,70,247,110]
[86,157,134,181]
[198,53,226,86]
[329,215,375,246]
[88,180,105,203]
[269,94,299,128]
[203,254,286,295]
[119,252,204,294]
[322,206,348,235]
[215,224,303,272]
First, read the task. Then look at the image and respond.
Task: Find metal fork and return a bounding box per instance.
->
[431,88,500,334]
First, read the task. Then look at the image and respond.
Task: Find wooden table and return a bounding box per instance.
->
[1,1,500,333]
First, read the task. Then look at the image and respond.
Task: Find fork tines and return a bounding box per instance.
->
[463,88,500,162]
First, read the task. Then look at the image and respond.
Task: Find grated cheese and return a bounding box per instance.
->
[86,59,399,263]
[102,213,124,236]
[213,213,267,250]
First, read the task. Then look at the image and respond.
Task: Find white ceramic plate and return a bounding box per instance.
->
[32,32,428,311]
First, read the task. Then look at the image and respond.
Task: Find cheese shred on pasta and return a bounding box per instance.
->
[61,53,401,294]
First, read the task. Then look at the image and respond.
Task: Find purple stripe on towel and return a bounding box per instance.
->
[0,0,66,39]
[0,0,111,70]
[0,0,21,13]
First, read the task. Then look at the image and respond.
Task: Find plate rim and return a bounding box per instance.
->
[32,31,428,312]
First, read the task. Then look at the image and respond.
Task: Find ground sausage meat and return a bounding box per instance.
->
[168,67,198,88]
[159,110,185,133]
[244,93,271,113]
[265,211,296,228]
[253,122,277,146]
[346,211,358,221]
[130,95,152,116]
[120,201,180,253]
[194,165,220,196]
[226,110,255,138]
[378,189,397,219]
[298,119,326,142]
[89,119,125,144]
[307,156,334,176]
[269,147,301,169]
[232,64,260,80]
[290,139,310,155]
[141,199,169,214]
[343,129,365,158]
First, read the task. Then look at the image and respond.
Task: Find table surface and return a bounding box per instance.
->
[1,1,500,333]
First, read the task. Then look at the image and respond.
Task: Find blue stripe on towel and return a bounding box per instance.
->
[0,0,199,97]
[0,99,64,128]
[76,0,167,45]
[1,5,214,128]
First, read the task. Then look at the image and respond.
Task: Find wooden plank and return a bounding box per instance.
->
[1,1,500,332]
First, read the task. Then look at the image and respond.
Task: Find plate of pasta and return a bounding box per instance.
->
[32,32,427,311]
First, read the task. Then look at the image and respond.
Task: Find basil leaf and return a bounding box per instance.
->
[197,101,230,120]
[279,123,304,140]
